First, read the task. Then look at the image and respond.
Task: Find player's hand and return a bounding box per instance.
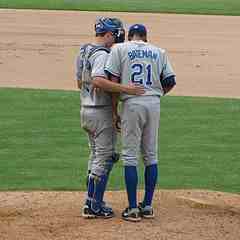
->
[124,84,145,95]
[113,114,121,133]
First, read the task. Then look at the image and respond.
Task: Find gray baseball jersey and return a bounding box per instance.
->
[105,40,175,101]
[76,44,112,107]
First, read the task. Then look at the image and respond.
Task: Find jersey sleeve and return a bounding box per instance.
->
[104,45,121,78]
[161,50,175,80]
[90,51,108,78]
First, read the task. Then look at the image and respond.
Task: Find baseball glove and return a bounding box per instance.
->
[160,75,176,94]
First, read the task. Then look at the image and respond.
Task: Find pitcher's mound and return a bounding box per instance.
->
[0,190,240,240]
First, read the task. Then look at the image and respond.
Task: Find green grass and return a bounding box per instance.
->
[0,88,239,193]
[0,0,240,16]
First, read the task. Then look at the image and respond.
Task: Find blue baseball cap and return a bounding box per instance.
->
[128,24,147,35]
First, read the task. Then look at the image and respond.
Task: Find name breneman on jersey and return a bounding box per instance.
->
[128,49,158,61]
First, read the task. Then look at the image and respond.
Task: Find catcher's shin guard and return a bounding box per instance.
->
[91,173,108,212]
[85,173,101,206]
[86,153,120,209]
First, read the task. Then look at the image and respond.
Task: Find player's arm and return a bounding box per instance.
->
[111,75,121,131]
[112,92,121,131]
[91,50,144,95]
[110,75,120,115]
[92,76,144,95]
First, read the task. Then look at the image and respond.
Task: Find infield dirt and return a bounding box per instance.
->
[1,9,240,98]
[0,9,240,240]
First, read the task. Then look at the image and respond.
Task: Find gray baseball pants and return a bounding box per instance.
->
[121,96,160,167]
[81,105,117,176]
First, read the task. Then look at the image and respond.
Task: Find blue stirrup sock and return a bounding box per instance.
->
[143,164,158,206]
[124,166,138,209]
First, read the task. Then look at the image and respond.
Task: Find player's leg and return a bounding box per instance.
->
[84,127,118,211]
[140,98,160,218]
[91,129,116,208]
[121,101,145,221]
[90,107,117,217]
[81,107,101,217]
[81,107,113,218]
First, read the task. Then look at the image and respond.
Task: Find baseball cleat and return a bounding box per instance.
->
[122,207,141,222]
[94,207,115,219]
[82,204,97,219]
[101,201,114,213]
[138,202,154,219]
[82,204,115,219]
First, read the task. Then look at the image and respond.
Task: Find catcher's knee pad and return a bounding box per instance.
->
[89,172,101,183]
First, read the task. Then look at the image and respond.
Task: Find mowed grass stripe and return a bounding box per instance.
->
[0,0,240,16]
[0,88,239,192]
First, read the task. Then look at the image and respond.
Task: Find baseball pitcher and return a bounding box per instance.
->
[105,24,176,221]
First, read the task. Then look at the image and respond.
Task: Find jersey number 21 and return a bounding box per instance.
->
[131,63,153,86]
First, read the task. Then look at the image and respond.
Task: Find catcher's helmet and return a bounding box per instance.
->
[95,17,125,43]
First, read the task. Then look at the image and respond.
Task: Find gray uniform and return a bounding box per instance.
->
[105,40,175,166]
[76,44,116,176]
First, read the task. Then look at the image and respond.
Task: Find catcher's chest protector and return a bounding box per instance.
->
[78,44,110,83]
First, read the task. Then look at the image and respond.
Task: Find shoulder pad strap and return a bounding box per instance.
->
[88,46,110,59]
[80,44,95,57]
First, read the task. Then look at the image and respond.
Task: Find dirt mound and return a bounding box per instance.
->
[0,190,240,240]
